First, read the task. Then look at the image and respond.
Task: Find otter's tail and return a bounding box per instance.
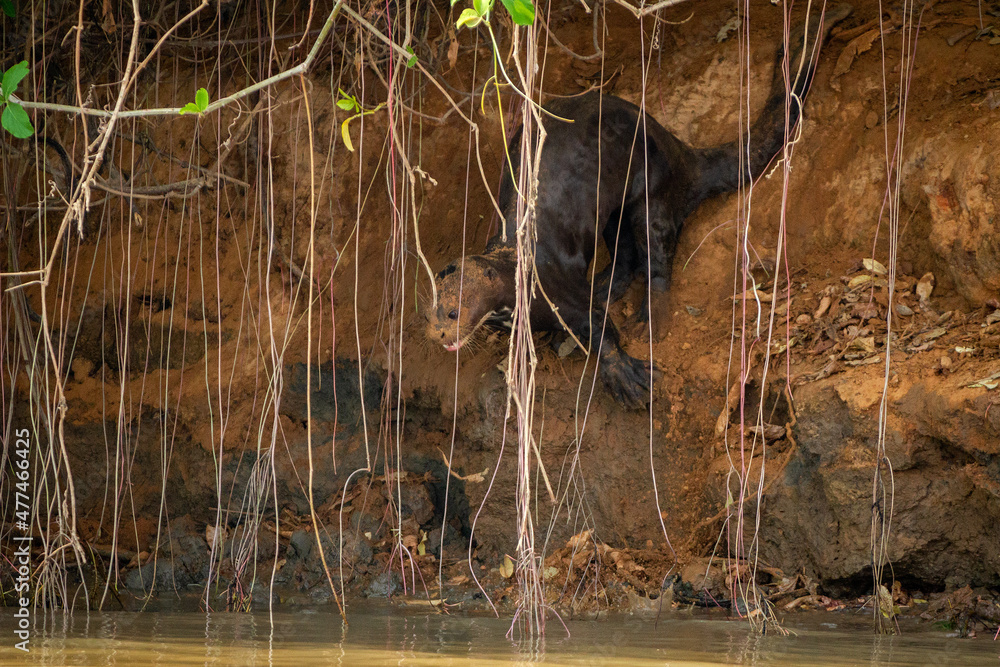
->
[693,3,852,200]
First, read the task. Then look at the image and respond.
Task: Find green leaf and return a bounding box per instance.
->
[179,87,209,115]
[473,0,488,17]
[2,61,30,100]
[501,0,534,25]
[336,89,359,112]
[405,46,417,68]
[456,7,482,29]
[449,0,461,6]
[1,0,15,19]
[2,102,34,138]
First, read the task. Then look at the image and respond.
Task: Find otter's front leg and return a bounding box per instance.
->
[546,272,655,409]
[594,211,640,304]
[569,303,653,408]
[594,320,655,409]
[631,200,682,340]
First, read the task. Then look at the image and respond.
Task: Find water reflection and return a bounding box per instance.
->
[1,603,996,665]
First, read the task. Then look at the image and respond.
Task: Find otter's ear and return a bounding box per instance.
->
[485,267,497,280]
[437,264,457,280]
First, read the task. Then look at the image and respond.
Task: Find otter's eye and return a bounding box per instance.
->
[448,310,458,320]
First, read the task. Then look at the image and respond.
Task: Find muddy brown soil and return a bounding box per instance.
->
[2,0,1000,629]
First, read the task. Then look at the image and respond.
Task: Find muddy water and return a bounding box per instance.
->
[2,604,996,665]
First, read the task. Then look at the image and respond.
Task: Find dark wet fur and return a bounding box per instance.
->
[434,5,851,408]
[436,263,457,281]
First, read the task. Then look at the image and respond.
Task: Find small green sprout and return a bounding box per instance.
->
[179,87,210,115]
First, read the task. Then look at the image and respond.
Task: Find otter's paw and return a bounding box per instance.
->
[600,351,659,409]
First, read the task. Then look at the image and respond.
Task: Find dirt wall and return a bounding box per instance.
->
[2,0,999,615]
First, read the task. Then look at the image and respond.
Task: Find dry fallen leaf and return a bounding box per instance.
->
[916,272,935,303]
[206,524,227,544]
[126,551,148,569]
[814,295,832,319]
[852,303,880,320]
[566,530,592,550]
[500,554,514,579]
[911,327,947,347]
[847,336,876,354]
[863,258,888,275]
[848,274,888,289]
[733,286,772,302]
[570,548,594,569]
[877,584,896,618]
[967,371,1000,390]
[715,381,743,435]
[447,26,459,71]
[101,0,117,34]
[831,29,880,89]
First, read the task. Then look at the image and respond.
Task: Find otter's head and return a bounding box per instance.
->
[425,252,514,352]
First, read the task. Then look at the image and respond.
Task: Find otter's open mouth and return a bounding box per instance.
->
[441,308,512,352]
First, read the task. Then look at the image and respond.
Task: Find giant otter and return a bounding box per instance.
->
[426,4,852,408]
